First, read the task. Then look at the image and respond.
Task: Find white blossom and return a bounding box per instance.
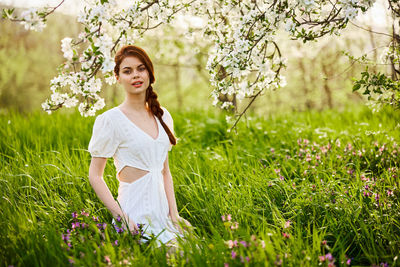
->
[61,37,74,61]
[64,97,79,108]
[19,8,46,32]
[41,101,51,114]
[344,6,359,20]
[105,75,117,85]
[285,20,296,32]
[101,58,115,73]
[94,97,105,110]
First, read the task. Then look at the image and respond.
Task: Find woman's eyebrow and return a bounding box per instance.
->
[122,64,145,69]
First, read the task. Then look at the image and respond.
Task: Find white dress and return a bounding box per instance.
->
[88,106,183,247]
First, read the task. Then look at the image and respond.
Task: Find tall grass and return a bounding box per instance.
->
[0,105,399,266]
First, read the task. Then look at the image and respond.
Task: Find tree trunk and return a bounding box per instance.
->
[321,62,333,109]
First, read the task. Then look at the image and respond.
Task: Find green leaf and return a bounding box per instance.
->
[352,83,361,92]
[2,8,15,19]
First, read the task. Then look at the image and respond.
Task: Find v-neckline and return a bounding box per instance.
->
[116,107,160,141]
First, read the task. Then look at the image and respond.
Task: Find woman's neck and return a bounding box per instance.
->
[119,96,148,111]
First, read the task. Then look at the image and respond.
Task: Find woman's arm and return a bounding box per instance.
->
[162,154,179,220]
[88,157,138,230]
[162,154,192,233]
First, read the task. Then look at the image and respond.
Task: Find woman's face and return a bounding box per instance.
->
[116,56,150,95]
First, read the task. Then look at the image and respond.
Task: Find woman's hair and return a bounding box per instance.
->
[114,45,176,147]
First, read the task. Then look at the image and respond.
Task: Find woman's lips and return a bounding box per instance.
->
[132,82,143,87]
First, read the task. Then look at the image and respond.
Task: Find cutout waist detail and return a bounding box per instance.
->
[118,164,164,184]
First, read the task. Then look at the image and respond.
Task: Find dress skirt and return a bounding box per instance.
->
[112,169,184,248]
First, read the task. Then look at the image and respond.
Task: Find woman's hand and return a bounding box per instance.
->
[170,215,192,234]
[115,212,139,233]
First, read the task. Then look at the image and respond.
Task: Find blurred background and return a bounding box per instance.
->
[0,0,392,116]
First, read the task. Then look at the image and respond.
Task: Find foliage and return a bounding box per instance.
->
[1,105,399,266]
[0,6,82,114]
[346,1,400,112]
[353,67,400,111]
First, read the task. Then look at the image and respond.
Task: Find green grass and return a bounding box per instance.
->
[1,105,399,266]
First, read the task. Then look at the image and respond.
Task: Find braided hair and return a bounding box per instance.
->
[114,45,176,147]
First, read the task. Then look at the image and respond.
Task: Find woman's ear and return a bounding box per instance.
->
[115,74,120,83]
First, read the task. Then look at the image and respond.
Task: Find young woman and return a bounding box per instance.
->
[87,45,191,249]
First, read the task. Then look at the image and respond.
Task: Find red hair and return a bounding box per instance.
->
[114,45,176,147]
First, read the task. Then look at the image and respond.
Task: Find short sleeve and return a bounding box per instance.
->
[88,113,119,158]
[161,107,174,151]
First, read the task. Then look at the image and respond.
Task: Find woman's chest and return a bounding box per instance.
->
[116,119,170,154]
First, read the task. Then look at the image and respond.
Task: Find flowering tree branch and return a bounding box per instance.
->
[4,0,392,131]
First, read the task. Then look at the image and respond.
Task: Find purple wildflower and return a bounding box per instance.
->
[231,251,236,259]
[325,253,333,261]
[80,210,89,217]
[96,223,106,230]
[282,232,290,239]
[72,222,79,229]
[114,225,124,234]
[225,240,234,249]
[62,233,70,242]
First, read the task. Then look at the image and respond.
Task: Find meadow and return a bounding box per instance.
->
[0,105,399,266]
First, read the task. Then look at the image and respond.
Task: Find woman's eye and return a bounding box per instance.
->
[139,67,145,71]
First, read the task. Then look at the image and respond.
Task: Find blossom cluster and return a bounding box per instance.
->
[199,1,289,111]
[19,8,47,31]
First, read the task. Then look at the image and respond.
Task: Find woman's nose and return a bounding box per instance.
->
[132,70,139,78]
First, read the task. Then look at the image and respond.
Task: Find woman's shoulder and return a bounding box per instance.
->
[91,107,121,130]
[161,106,173,130]
[161,106,171,118]
[96,107,119,120]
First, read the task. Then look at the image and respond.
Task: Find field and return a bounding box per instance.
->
[0,105,399,266]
